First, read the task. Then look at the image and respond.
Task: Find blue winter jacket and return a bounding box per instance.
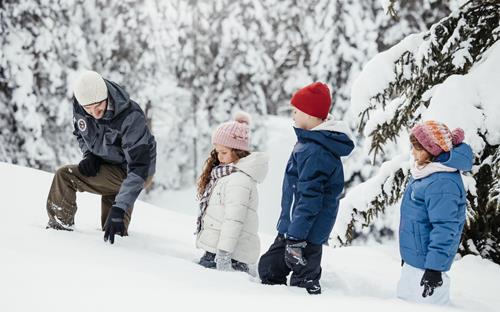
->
[277,121,355,245]
[399,143,473,272]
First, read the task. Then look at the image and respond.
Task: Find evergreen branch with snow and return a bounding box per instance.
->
[338,1,500,264]
[359,1,499,161]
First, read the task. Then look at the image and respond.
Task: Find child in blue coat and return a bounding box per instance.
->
[258,82,354,294]
[398,120,473,305]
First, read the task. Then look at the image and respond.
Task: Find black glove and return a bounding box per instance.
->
[78,153,102,177]
[103,206,125,244]
[284,239,308,269]
[420,269,443,297]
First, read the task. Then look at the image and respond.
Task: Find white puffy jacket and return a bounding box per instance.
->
[196,152,269,264]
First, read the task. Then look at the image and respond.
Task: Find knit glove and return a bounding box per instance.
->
[420,269,443,297]
[284,239,308,269]
[103,206,125,244]
[215,250,233,271]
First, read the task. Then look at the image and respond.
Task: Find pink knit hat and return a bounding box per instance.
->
[212,111,251,151]
[411,120,465,156]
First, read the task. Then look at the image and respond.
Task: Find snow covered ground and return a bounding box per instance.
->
[1,116,499,311]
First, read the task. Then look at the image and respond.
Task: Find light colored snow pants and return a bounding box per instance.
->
[397,263,451,305]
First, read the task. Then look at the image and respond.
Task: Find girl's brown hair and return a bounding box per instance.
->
[196,148,251,199]
[410,134,433,166]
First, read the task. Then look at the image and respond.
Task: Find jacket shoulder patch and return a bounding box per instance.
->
[77,119,87,132]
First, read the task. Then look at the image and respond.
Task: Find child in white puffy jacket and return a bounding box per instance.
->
[195,112,268,273]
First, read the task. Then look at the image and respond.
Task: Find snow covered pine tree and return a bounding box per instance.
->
[334,1,500,264]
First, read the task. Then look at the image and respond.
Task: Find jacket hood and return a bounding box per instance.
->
[233,152,269,183]
[104,79,131,119]
[294,118,355,157]
[437,143,474,172]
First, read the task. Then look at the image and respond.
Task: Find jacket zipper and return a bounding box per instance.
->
[289,184,296,220]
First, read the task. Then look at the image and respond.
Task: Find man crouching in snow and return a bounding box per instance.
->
[45,70,156,244]
[258,82,354,294]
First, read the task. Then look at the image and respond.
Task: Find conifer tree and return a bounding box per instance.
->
[336,1,500,263]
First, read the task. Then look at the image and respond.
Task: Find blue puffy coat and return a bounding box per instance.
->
[399,143,473,271]
[277,121,355,245]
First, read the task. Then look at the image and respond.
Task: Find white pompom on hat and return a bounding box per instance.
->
[212,111,252,151]
[73,70,108,106]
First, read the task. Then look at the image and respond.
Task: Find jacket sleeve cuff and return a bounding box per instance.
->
[113,202,128,212]
[285,227,307,242]
[217,238,237,254]
[424,250,451,271]
[285,234,304,242]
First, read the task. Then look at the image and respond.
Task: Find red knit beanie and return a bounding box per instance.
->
[290,82,332,120]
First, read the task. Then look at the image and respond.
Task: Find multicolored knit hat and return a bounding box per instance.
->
[212,111,251,151]
[411,120,465,156]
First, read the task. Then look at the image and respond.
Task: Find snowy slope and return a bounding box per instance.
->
[1,119,500,311]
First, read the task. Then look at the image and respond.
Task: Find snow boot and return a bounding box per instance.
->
[46,219,73,231]
[306,284,321,295]
[199,252,216,269]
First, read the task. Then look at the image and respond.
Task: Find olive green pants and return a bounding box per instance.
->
[46,163,150,234]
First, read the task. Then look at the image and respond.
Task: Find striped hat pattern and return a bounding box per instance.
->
[411,120,465,156]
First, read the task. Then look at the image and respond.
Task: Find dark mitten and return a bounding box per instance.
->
[420,269,443,298]
[284,239,308,269]
[103,206,125,244]
[78,153,102,177]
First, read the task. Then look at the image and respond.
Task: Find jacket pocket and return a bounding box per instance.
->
[417,222,431,255]
[412,222,423,255]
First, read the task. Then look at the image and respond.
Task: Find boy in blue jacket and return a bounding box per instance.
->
[258,82,354,294]
[398,121,473,305]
